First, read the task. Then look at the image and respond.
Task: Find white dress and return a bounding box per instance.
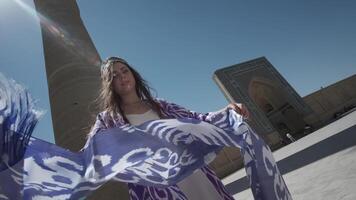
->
[126,109,223,200]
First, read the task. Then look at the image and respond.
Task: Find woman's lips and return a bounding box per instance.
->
[121,81,130,87]
[121,80,129,84]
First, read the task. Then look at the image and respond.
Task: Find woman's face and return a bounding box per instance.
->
[111,62,136,96]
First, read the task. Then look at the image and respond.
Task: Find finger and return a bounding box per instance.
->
[233,103,242,113]
[239,104,249,119]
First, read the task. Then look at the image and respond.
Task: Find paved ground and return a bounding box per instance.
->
[222,111,356,200]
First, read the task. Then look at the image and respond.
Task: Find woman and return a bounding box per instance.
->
[86,56,250,200]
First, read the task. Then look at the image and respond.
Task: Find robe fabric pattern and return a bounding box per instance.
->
[0,73,292,200]
[86,99,236,200]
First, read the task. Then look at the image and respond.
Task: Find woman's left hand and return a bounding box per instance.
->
[226,103,250,119]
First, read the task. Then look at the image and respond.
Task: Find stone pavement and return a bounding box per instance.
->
[222,111,356,200]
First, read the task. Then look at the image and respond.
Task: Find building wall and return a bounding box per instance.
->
[210,57,356,178]
[303,74,356,129]
[213,57,312,145]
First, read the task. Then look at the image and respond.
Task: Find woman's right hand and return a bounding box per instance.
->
[226,103,250,119]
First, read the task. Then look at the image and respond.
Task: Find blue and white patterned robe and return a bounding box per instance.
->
[84,99,235,200]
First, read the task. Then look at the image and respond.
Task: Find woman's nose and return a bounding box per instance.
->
[118,73,127,81]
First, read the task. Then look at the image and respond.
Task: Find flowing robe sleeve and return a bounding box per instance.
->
[155,98,235,199]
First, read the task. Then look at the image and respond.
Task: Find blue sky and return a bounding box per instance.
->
[0,0,355,143]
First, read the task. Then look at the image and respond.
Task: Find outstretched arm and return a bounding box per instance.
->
[156,98,210,121]
[156,98,249,122]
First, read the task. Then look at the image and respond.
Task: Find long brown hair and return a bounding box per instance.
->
[98,57,164,123]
